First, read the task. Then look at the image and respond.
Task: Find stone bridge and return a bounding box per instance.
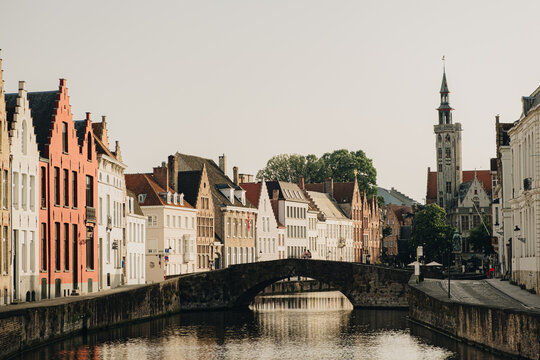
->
[175,259,411,310]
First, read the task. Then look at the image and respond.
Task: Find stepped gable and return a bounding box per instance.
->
[26,90,60,157]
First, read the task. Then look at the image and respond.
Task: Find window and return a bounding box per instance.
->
[63,169,69,206]
[86,175,93,207]
[62,122,68,153]
[40,167,46,208]
[438,148,442,159]
[54,167,60,205]
[446,182,451,194]
[233,219,237,237]
[445,149,451,158]
[64,223,69,270]
[461,216,469,231]
[30,231,35,272]
[147,215,157,227]
[87,134,92,161]
[13,172,19,209]
[55,222,60,271]
[99,197,103,225]
[41,223,47,271]
[86,226,94,270]
[22,174,27,210]
[3,227,7,273]
[2,170,7,209]
[72,172,77,208]
[438,164,442,172]
[227,218,231,237]
[22,121,28,154]
[29,175,35,211]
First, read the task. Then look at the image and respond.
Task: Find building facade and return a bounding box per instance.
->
[33,82,98,299]
[93,117,127,290]
[0,56,11,305]
[125,190,146,285]
[126,169,197,283]
[241,180,279,261]
[507,88,540,293]
[6,81,40,302]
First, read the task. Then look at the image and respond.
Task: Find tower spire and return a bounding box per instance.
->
[437,57,453,125]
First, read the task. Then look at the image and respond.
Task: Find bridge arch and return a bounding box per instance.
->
[175,259,410,311]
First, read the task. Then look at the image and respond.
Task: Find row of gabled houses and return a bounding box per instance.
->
[0,55,381,305]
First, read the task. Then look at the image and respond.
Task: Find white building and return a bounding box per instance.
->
[93,118,127,290]
[305,190,354,262]
[6,81,40,302]
[126,168,197,283]
[125,191,146,285]
[266,181,310,258]
[240,180,279,261]
[506,89,540,293]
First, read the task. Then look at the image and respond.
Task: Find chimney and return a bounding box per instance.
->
[219,154,227,175]
[298,176,305,190]
[18,81,25,91]
[233,166,239,185]
[323,177,334,197]
[153,163,169,190]
[85,112,91,121]
[272,189,279,200]
[168,154,179,192]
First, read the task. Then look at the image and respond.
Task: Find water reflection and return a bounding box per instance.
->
[17,291,508,360]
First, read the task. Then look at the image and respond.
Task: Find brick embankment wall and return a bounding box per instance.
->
[409,281,540,360]
[0,278,181,359]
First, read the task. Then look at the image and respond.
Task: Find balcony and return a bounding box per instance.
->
[86,206,96,224]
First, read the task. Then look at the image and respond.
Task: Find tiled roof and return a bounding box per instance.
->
[306,191,348,220]
[239,182,262,208]
[125,173,194,209]
[426,169,492,204]
[266,181,309,203]
[305,182,356,204]
[26,90,59,157]
[386,204,412,223]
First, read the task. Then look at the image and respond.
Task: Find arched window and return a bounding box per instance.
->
[446,134,450,142]
[22,121,27,155]
[438,135,442,143]
[87,134,92,161]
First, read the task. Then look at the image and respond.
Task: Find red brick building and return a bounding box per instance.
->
[33,80,98,299]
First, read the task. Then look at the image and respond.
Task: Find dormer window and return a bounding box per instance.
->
[138,194,146,203]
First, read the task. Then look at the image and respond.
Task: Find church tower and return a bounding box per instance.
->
[434,68,462,210]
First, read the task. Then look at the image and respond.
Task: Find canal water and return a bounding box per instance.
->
[18,291,507,360]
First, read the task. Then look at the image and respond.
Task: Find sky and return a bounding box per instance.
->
[2,0,540,203]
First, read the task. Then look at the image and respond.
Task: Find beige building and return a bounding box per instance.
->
[0,54,11,305]
[167,153,257,268]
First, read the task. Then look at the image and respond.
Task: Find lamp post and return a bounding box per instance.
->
[450,231,462,299]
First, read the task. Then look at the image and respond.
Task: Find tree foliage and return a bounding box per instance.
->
[409,203,454,262]
[256,149,377,196]
[467,216,494,255]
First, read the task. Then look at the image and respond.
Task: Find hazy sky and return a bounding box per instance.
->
[2,1,540,202]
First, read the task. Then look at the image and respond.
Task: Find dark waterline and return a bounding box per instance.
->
[16,292,508,360]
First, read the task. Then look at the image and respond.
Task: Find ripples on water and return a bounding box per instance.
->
[18,291,507,360]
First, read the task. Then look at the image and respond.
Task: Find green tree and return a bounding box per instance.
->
[410,203,454,263]
[256,149,377,195]
[467,216,494,255]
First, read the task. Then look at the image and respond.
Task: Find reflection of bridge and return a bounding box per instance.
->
[176,259,411,310]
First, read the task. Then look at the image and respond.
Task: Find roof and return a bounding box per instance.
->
[125,173,194,209]
[440,71,449,93]
[306,191,348,220]
[378,187,418,207]
[26,91,60,157]
[426,169,492,204]
[4,93,18,127]
[240,182,262,208]
[126,189,144,216]
[305,182,356,204]
[266,181,309,203]
[386,204,412,223]
[176,170,202,208]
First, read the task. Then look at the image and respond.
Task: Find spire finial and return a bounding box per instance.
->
[442,55,446,73]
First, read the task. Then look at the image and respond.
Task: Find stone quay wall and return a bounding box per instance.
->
[0,279,180,359]
[409,280,540,360]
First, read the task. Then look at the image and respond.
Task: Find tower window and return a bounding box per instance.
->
[446,134,450,142]
[438,148,442,159]
[446,182,451,193]
[438,164,442,172]
[445,149,451,158]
